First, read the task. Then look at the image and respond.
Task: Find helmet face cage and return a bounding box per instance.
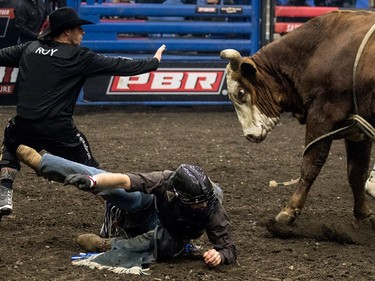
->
[169,164,216,209]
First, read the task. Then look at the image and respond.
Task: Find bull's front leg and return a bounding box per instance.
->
[345,139,372,221]
[275,138,332,225]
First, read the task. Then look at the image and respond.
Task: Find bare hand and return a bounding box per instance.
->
[153,44,166,62]
[203,249,221,267]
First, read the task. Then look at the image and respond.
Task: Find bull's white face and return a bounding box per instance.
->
[225,64,280,143]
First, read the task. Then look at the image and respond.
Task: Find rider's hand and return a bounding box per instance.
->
[64,174,96,191]
[203,249,222,267]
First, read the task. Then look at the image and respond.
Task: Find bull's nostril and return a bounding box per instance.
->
[245,133,266,143]
[245,135,261,143]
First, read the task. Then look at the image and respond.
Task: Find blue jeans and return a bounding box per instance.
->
[38,154,159,233]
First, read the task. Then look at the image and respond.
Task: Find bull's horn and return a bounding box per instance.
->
[220,49,241,71]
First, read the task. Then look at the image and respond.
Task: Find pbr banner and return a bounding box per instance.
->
[0,63,230,106]
[82,62,229,103]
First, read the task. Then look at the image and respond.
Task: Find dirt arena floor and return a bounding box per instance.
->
[2,105,375,281]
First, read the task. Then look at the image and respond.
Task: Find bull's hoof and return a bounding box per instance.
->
[352,213,375,231]
[275,211,295,224]
[275,209,301,225]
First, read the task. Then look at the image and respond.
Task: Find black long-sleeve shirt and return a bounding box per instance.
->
[0,41,160,120]
[127,170,237,265]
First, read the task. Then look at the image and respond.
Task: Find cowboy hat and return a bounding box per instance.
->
[38,7,93,40]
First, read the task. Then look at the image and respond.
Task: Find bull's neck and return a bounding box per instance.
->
[251,44,307,122]
[255,42,307,85]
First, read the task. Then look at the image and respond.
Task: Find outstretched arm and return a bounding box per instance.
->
[65,173,132,191]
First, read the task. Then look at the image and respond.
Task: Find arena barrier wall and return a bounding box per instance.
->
[2,2,372,106]
[64,0,262,105]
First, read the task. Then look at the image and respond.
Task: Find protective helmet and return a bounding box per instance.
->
[168,164,216,209]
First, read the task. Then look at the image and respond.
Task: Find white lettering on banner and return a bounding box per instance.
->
[185,73,218,89]
[0,9,11,16]
[35,47,58,56]
[117,74,150,90]
[0,85,14,94]
[152,73,184,89]
[107,68,225,95]
[286,23,303,32]
[196,7,217,13]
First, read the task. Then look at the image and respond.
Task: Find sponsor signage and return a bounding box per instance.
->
[107,69,225,95]
[0,67,18,105]
[83,63,229,103]
[220,7,243,14]
[0,63,229,105]
[0,0,18,49]
[274,22,304,33]
[195,6,218,14]
[0,8,15,38]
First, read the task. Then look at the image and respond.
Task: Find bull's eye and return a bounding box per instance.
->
[237,89,246,102]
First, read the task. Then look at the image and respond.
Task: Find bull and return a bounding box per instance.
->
[220,10,375,225]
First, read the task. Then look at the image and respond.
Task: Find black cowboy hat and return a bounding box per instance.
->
[38,7,93,40]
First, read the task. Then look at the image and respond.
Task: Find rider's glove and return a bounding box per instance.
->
[64,174,96,191]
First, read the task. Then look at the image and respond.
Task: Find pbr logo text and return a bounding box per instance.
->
[107,68,226,95]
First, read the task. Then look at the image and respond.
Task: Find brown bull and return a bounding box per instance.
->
[221,10,375,225]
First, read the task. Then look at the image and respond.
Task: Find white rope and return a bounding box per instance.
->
[352,22,375,114]
[303,114,375,156]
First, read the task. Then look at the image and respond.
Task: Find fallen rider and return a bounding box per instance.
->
[16,145,237,274]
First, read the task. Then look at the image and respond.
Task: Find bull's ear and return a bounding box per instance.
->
[240,59,257,78]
